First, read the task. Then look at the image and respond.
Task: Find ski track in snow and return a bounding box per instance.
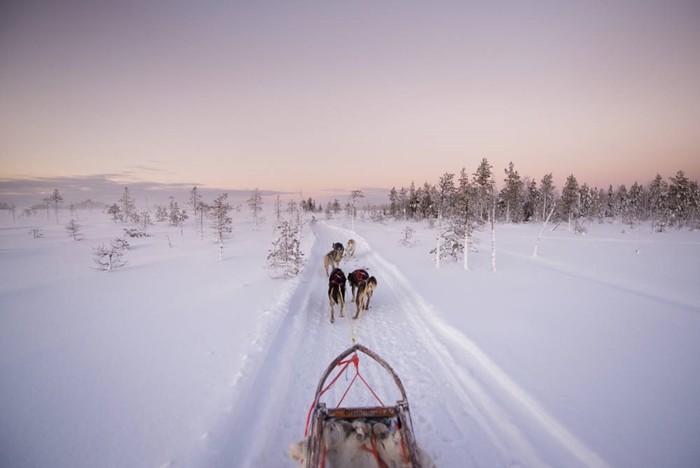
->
[502,248,700,315]
[203,222,611,468]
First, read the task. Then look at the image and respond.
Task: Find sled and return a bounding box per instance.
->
[301,343,424,467]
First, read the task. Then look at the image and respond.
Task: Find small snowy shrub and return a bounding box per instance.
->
[65,219,84,241]
[398,226,418,247]
[92,238,128,271]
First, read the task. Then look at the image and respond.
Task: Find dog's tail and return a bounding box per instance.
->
[330,285,346,305]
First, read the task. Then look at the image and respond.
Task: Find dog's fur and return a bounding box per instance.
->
[328,268,346,323]
[288,417,437,468]
[323,249,343,276]
[346,239,355,258]
[355,276,377,319]
[348,269,377,319]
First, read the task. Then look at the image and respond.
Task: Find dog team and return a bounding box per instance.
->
[325,239,376,324]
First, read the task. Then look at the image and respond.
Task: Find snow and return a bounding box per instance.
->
[1,208,699,468]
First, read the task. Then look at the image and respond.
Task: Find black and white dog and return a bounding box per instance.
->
[328,268,346,323]
[348,269,377,319]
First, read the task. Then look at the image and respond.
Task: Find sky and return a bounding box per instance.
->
[1,0,699,204]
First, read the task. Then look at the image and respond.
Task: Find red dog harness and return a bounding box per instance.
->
[354,269,369,284]
[330,270,346,286]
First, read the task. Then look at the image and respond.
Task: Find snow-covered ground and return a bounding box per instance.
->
[1,207,699,468]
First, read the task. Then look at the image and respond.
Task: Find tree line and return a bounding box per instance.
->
[388,159,699,233]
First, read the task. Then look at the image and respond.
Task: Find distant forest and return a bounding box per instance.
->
[385,159,698,233]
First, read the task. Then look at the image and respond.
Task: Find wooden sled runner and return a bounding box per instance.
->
[298,343,428,467]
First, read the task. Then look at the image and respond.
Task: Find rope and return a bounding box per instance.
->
[301,352,390,467]
[343,288,359,344]
[303,356,356,437]
[344,289,367,344]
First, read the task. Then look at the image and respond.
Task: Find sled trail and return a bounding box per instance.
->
[215,222,609,468]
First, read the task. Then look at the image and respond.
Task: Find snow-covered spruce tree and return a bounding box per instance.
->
[627,182,645,229]
[118,186,138,223]
[501,162,524,223]
[430,222,462,264]
[540,173,556,222]
[209,193,233,260]
[274,195,282,222]
[42,196,51,221]
[408,181,420,220]
[92,238,128,271]
[267,219,305,278]
[388,187,399,219]
[460,167,483,269]
[155,205,168,222]
[667,170,698,229]
[431,172,456,268]
[559,174,580,231]
[419,182,436,220]
[189,186,203,234]
[65,219,83,240]
[472,158,493,223]
[524,179,541,222]
[648,174,669,232]
[168,197,188,243]
[248,188,265,231]
[138,210,152,234]
[197,201,209,240]
[106,203,121,223]
[50,188,63,224]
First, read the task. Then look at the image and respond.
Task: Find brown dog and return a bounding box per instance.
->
[348,269,377,319]
[323,249,342,276]
[328,268,346,323]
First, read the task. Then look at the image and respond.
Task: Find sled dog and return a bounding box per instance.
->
[288,417,437,468]
[346,239,356,258]
[328,268,346,324]
[348,269,377,319]
[323,248,342,276]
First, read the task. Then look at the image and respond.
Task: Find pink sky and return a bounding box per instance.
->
[1,0,699,201]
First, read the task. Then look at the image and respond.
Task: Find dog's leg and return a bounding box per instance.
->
[353,286,362,319]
